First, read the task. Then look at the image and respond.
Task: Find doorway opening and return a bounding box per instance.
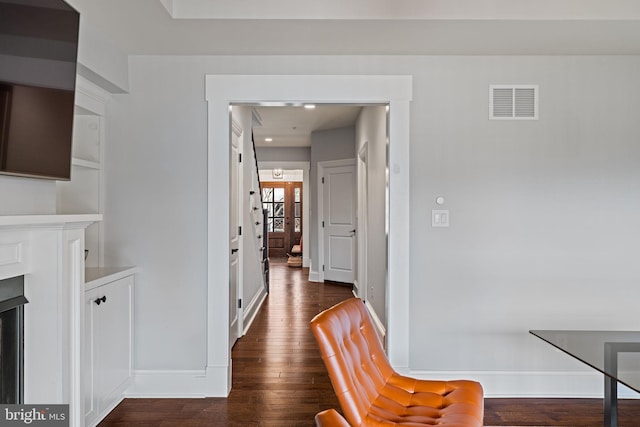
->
[206,74,412,396]
[259,173,303,259]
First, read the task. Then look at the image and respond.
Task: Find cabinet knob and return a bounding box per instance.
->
[94,296,107,305]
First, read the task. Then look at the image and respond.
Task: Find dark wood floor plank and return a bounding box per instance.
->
[484,398,640,426]
[100,261,640,426]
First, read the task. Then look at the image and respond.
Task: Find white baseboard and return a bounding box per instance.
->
[303,256,310,268]
[364,300,386,348]
[243,286,267,335]
[308,269,321,282]
[126,368,639,400]
[407,370,640,398]
[127,365,231,398]
[89,385,129,427]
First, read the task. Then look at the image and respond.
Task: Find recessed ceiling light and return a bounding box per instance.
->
[304,104,316,109]
[265,138,273,142]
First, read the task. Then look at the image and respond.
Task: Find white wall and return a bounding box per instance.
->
[104,55,640,397]
[259,169,303,182]
[104,61,209,371]
[309,126,356,276]
[255,147,310,162]
[408,56,640,396]
[0,176,56,215]
[355,106,388,325]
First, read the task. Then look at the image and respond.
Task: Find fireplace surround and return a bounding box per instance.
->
[0,214,101,427]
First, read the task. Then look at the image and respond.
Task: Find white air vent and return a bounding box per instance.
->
[489,85,538,120]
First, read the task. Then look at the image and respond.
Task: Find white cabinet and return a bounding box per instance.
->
[62,78,134,426]
[84,269,135,427]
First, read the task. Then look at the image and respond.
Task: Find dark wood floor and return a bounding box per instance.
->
[100,261,640,426]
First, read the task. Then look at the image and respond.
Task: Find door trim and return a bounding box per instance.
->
[206,74,412,396]
[357,142,369,301]
[317,158,356,283]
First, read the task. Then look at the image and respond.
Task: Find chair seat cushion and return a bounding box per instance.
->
[365,377,483,426]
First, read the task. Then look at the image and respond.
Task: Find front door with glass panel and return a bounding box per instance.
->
[261,181,302,258]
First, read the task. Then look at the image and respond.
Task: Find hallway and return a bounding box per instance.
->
[100,261,353,426]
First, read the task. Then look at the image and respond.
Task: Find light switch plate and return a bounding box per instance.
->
[432,210,450,227]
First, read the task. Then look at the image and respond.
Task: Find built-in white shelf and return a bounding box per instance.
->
[72,157,101,170]
[0,214,103,228]
[85,266,138,290]
[58,80,107,268]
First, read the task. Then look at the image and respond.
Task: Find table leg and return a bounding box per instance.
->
[604,373,617,427]
[604,343,619,427]
[603,342,640,427]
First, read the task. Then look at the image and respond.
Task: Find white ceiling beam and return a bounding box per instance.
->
[162,0,640,20]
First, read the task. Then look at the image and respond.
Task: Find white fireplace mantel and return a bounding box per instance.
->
[0,214,102,427]
[0,214,102,229]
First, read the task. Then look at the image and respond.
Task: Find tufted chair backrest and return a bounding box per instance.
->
[310,298,394,426]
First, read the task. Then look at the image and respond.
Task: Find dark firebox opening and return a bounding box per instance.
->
[0,276,27,404]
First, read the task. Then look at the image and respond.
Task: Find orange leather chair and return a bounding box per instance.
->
[310,298,484,427]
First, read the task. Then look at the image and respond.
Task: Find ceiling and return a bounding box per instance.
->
[251,105,363,148]
[68,0,640,147]
[71,0,640,56]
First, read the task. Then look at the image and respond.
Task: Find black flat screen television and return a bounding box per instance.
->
[0,0,80,180]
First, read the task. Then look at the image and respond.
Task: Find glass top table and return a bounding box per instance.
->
[530,330,640,427]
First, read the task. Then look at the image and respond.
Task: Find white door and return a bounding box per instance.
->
[323,164,357,283]
[96,276,134,412]
[229,120,242,349]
